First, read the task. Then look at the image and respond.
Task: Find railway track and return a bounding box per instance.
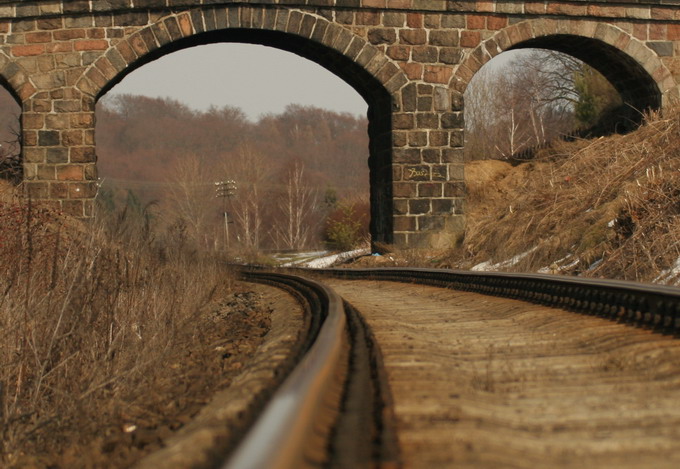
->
[224,271,399,469]
[220,268,680,468]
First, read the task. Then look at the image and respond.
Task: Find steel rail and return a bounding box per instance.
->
[222,269,399,469]
[309,267,680,332]
[223,271,347,469]
[222,265,680,468]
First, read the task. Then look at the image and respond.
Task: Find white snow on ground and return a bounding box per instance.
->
[471,246,539,271]
[537,255,580,274]
[274,251,327,266]
[653,257,680,285]
[300,248,371,268]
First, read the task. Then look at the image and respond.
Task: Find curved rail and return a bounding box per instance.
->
[310,267,680,332]
[223,266,680,467]
[223,271,346,469]
[224,270,398,469]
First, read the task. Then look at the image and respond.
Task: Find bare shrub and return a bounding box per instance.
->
[0,198,233,464]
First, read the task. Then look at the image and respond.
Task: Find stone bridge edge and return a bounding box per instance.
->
[74,6,410,106]
[450,18,680,104]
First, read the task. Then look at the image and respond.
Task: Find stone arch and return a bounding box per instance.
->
[452,19,677,121]
[77,6,409,244]
[0,50,35,105]
[0,50,34,188]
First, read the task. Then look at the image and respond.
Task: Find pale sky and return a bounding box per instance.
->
[107,43,368,121]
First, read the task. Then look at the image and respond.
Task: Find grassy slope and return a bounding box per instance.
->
[0,189,241,466]
[443,107,680,284]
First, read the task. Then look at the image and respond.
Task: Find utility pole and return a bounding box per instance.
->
[215,180,236,250]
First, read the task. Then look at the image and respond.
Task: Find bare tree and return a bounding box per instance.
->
[163,153,214,249]
[464,49,622,161]
[226,144,269,250]
[272,161,318,250]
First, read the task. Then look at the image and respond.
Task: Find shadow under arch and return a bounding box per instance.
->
[94,27,396,244]
[454,20,676,133]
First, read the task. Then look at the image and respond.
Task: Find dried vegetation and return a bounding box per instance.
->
[0,185,245,467]
[445,106,680,283]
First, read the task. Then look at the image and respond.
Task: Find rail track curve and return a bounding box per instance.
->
[223,270,399,469]
[221,267,680,468]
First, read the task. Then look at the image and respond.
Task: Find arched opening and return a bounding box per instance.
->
[458,33,669,275]
[510,35,661,131]
[465,47,625,161]
[95,28,393,252]
[0,81,22,186]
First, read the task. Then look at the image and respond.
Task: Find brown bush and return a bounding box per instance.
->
[0,199,233,465]
[323,197,370,251]
[446,106,680,284]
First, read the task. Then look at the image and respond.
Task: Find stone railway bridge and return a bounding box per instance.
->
[2,0,680,247]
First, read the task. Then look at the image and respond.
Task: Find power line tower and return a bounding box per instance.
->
[215,180,236,250]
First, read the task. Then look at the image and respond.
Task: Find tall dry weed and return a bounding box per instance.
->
[453,105,680,283]
[0,198,233,463]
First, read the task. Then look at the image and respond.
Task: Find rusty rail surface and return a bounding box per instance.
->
[224,270,398,469]
[310,267,680,332]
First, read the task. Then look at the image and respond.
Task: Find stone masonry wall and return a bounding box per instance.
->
[0,1,679,246]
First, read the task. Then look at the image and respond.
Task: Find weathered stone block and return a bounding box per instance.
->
[431,30,459,46]
[38,130,60,146]
[46,148,68,164]
[418,215,445,231]
[62,199,84,217]
[57,165,84,181]
[37,164,55,180]
[418,182,442,197]
[394,148,421,163]
[416,113,439,129]
[50,182,69,199]
[25,181,49,199]
[422,149,440,163]
[394,215,417,231]
[393,199,408,215]
[393,113,415,129]
[368,28,397,45]
[408,131,427,146]
[412,45,438,62]
[409,198,430,214]
[69,182,97,199]
[393,182,417,198]
[70,146,96,163]
[400,29,426,45]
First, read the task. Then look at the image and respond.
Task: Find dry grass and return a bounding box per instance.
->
[442,105,680,283]
[0,195,234,465]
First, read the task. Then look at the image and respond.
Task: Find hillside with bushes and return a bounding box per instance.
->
[432,106,680,285]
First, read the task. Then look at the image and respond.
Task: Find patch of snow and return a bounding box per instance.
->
[277,251,329,266]
[471,246,539,272]
[586,258,603,271]
[298,248,371,269]
[653,257,680,285]
[537,255,580,274]
[470,260,494,272]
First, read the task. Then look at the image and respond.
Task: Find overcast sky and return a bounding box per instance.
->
[107,43,369,121]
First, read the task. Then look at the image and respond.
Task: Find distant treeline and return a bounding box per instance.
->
[96,94,370,196]
[94,94,371,251]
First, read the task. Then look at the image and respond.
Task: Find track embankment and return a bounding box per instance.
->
[325,279,680,469]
